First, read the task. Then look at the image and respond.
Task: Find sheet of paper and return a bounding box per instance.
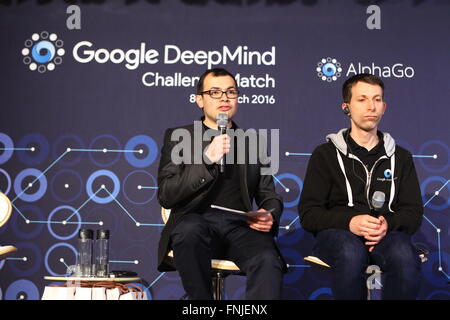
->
[210,205,274,217]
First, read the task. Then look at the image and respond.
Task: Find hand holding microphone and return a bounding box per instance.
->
[204,134,231,164]
[204,113,230,171]
[364,216,388,251]
[366,191,388,251]
[349,191,388,251]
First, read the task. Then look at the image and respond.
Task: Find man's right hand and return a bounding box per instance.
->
[349,214,381,237]
[204,134,231,164]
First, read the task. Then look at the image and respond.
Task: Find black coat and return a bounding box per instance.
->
[156,122,283,271]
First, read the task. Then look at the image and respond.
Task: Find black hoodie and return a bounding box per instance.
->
[298,128,423,236]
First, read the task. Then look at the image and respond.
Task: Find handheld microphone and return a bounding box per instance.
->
[370,191,385,217]
[216,113,228,174]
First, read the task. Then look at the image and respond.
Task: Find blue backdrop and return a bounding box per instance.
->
[0,0,449,300]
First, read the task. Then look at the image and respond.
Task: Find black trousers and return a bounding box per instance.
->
[170,211,284,300]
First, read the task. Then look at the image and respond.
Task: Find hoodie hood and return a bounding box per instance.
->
[326,128,396,157]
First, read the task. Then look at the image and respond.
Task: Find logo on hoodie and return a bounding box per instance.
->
[384,169,392,178]
[377,169,397,182]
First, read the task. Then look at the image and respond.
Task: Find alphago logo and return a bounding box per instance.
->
[22,31,65,73]
[316,57,342,82]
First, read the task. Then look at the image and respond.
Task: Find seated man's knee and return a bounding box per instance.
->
[244,250,283,273]
[317,229,367,270]
[171,215,210,246]
[338,242,367,269]
[380,232,420,270]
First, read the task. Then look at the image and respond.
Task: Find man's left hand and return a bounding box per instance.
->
[247,208,273,233]
[365,216,388,252]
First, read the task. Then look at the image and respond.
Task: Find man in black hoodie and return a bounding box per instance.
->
[298,73,423,299]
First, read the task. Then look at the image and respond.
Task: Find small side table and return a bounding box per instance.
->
[42,276,143,300]
[44,276,141,282]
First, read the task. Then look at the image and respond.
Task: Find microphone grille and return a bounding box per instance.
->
[371,191,385,210]
[216,113,228,127]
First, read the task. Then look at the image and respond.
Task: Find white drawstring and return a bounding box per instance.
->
[388,154,396,212]
[336,149,354,207]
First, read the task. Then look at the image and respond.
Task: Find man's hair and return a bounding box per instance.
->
[196,68,238,95]
[342,73,385,103]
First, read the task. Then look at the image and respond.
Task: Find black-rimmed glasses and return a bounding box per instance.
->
[200,89,239,99]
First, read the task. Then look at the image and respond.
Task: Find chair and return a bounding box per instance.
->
[0,192,17,259]
[161,208,243,300]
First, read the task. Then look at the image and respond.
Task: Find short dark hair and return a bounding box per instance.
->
[196,68,238,95]
[342,73,384,103]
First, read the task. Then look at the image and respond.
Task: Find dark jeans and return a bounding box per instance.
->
[313,229,421,300]
[170,211,284,300]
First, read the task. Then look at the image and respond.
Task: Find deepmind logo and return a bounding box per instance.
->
[22,31,65,73]
[170,121,280,176]
[73,42,276,70]
[316,57,342,82]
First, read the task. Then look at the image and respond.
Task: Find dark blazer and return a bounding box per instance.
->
[157,121,283,271]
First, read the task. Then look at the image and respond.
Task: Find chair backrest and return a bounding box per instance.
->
[161,207,171,224]
[0,192,12,228]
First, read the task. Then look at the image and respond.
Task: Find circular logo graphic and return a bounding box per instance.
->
[22,31,65,73]
[384,169,392,178]
[316,57,342,82]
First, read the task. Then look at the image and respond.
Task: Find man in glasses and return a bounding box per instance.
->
[156,68,285,299]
